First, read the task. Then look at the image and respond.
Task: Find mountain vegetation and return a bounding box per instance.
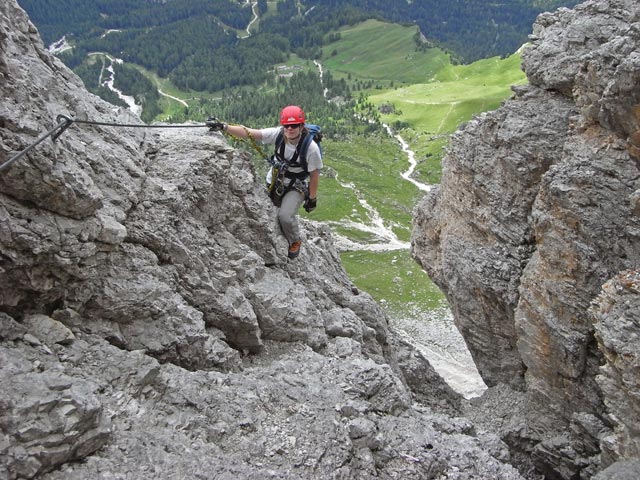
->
[15,0,579,143]
[19,0,580,74]
[16,0,578,137]
[4,2,640,479]
[304,0,582,62]
[17,0,253,45]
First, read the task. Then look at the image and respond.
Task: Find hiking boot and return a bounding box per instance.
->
[288,241,302,259]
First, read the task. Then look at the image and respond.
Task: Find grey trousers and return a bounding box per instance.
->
[278,188,304,245]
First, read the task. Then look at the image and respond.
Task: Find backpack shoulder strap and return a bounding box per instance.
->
[298,131,313,172]
[298,124,322,172]
[275,127,285,156]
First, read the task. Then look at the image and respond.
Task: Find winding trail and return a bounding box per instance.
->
[158,89,188,108]
[313,60,406,250]
[48,36,72,54]
[436,103,456,134]
[90,52,189,113]
[383,124,432,192]
[328,175,409,252]
[314,61,329,98]
[242,1,259,37]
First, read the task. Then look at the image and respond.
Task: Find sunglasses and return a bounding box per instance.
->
[283,124,302,129]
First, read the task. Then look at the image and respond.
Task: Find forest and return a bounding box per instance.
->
[17,0,253,45]
[192,69,379,139]
[19,0,581,66]
[17,0,580,129]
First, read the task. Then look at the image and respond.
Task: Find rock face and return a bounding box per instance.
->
[592,271,640,467]
[0,1,528,479]
[412,0,640,478]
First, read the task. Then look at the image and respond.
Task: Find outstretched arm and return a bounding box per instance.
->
[207,119,262,140]
[224,124,263,141]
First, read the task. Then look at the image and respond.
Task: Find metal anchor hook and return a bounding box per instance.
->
[51,114,74,142]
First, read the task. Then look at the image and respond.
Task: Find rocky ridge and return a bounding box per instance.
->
[412,0,640,478]
[0,1,522,479]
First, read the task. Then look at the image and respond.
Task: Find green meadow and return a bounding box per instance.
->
[369,53,526,139]
[310,135,419,242]
[322,19,450,85]
[310,20,526,316]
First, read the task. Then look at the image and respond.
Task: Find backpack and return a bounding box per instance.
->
[274,123,323,173]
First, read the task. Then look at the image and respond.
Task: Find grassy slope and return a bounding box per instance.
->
[312,20,526,315]
[323,20,449,84]
[310,135,417,242]
[371,53,526,135]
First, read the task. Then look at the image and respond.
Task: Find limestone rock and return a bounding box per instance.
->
[412,0,640,477]
[592,271,640,467]
[22,313,75,346]
[0,346,111,479]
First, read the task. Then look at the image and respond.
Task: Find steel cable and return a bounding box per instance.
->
[0,114,210,173]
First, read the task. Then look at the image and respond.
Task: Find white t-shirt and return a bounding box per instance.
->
[260,127,323,174]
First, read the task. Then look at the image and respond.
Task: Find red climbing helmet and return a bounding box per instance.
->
[280,105,305,125]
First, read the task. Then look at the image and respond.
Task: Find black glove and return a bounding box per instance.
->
[304,197,317,213]
[206,117,226,132]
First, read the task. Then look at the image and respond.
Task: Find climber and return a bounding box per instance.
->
[208,105,323,260]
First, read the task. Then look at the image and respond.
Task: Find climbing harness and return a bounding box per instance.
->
[266,160,290,207]
[0,114,211,173]
[265,141,311,208]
